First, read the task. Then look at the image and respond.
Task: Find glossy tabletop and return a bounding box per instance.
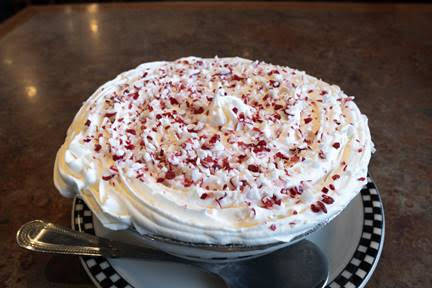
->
[0,2,431,287]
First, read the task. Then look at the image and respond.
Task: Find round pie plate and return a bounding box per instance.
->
[72,175,384,288]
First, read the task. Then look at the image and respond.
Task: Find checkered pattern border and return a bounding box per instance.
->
[73,198,132,288]
[73,175,384,288]
[326,176,385,288]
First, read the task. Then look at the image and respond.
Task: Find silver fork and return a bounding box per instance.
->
[17,220,328,288]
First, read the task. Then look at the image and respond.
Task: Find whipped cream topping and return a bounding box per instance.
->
[54,57,374,245]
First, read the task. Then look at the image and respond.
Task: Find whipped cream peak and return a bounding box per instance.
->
[54,57,373,244]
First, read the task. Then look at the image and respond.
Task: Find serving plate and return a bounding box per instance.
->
[72,175,384,288]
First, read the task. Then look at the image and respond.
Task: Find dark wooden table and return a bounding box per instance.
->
[1,2,431,287]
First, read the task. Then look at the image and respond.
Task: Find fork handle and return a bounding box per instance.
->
[16,220,113,257]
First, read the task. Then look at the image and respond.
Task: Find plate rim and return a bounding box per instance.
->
[71,175,385,288]
[326,176,385,288]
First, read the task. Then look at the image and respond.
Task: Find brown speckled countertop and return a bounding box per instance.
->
[0,2,431,287]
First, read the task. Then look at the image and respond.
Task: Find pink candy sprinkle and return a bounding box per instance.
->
[165,170,176,180]
[126,129,137,135]
[102,175,115,181]
[304,117,313,124]
[94,144,102,152]
[248,164,259,173]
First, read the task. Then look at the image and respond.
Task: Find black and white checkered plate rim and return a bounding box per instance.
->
[72,175,384,288]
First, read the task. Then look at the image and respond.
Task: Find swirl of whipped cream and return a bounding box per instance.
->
[54,57,374,245]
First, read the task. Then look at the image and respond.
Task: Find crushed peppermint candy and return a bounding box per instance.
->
[75,57,371,209]
[55,57,374,245]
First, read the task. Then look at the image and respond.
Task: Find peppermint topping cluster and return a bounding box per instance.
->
[80,57,368,217]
